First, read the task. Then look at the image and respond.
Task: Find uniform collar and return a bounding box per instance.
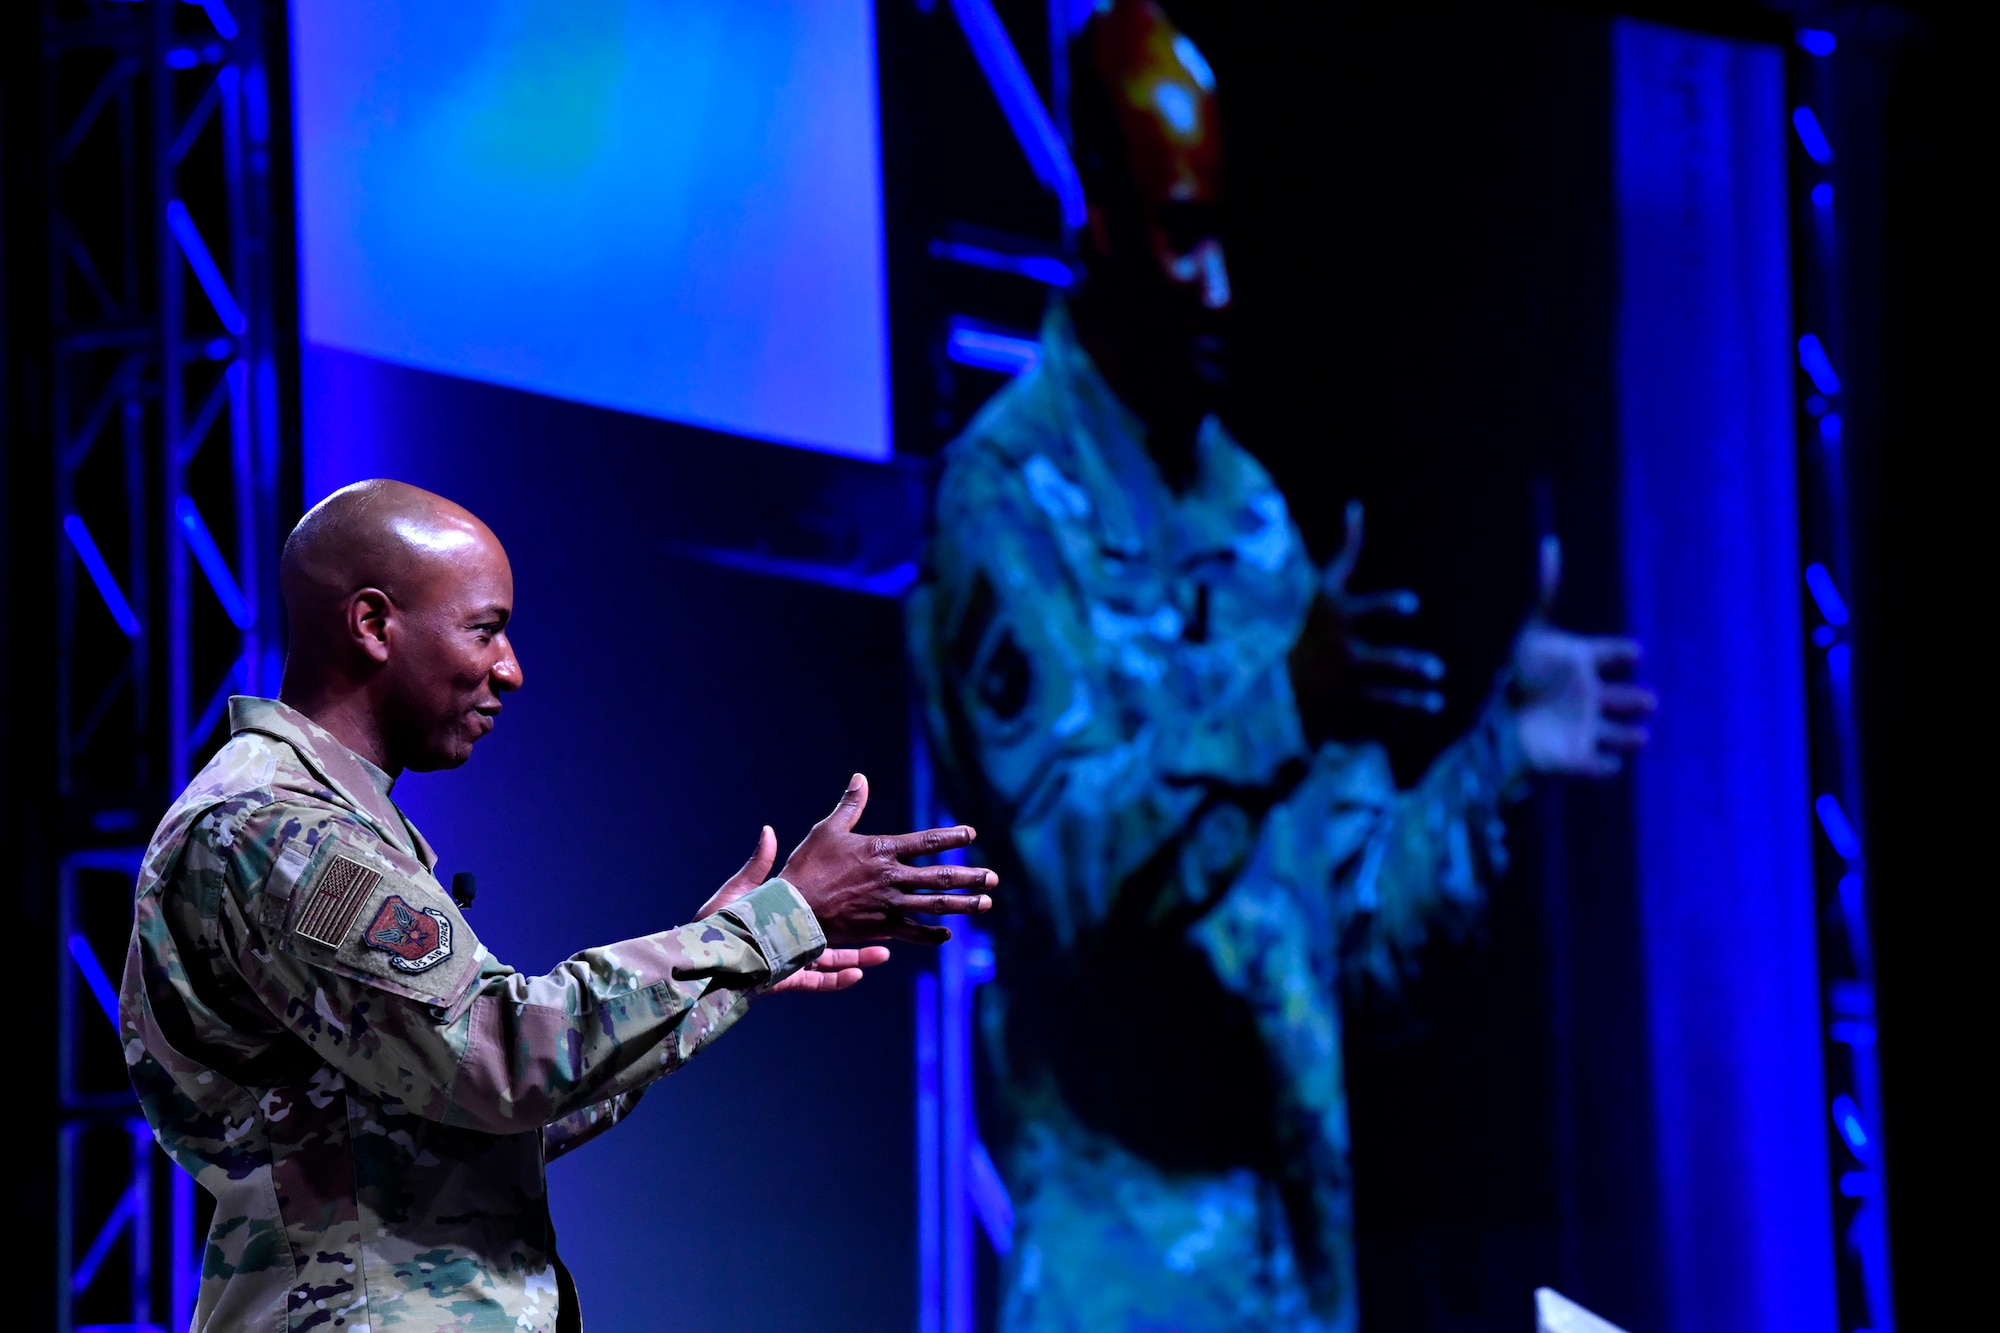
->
[1035,301,1253,552]
[227,697,437,869]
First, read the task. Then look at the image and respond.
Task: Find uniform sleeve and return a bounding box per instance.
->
[1249,699,1529,996]
[543,1088,648,1162]
[909,450,1312,947]
[215,801,824,1135]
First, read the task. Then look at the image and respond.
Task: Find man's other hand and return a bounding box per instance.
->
[699,825,894,992]
[776,775,994,946]
[1512,536,1658,777]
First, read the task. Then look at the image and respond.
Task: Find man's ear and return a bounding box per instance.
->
[345,587,394,664]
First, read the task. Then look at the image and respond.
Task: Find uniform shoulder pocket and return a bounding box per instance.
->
[272,829,483,1011]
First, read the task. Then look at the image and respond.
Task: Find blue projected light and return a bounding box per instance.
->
[950,0,1087,230]
[1811,182,1833,209]
[929,238,1076,288]
[1796,28,1836,56]
[292,0,890,460]
[945,319,1041,376]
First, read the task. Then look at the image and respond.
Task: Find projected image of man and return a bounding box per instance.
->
[906,3,1658,1329]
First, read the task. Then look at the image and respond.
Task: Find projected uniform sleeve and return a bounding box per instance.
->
[198,800,823,1135]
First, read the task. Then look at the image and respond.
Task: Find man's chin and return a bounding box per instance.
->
[404,737,482,773]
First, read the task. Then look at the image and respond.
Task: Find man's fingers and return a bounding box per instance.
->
[811,946,891,971]
[822,773,871,834]
[1592,637,1644,670]
[1361,685,1446,714]
[1325,499,1364,591]
[894,892,994,917]
[881,824,978,860]
[1340,589,1421,619]
[1601,683,1659,716]
[886,920,953,946]
[1349,640,1447,681]
[891,863,997,892]
[736,825,777,886]
[772,967,866,993]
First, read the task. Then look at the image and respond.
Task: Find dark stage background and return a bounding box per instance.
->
[4,2,1981,1331]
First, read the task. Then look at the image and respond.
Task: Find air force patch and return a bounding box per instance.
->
[362,894,454,972]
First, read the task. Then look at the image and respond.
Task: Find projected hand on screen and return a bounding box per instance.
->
[1290,501,1448,735]
[1511,536,1659,776]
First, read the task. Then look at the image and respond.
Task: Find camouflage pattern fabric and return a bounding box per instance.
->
[120,696,825,1332]
[908,303,1528,1332]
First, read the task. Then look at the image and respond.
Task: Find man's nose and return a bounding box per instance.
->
[492,641,524,692]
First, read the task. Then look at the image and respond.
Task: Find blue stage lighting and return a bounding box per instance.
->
[967,1139,1015,1255]
[1791,107,1835,165]
[67,934,122,1026]
[929,238,1077,288]
[62,514,142,637]
[1811,181,1833,209]
[1831,1094,1868,1154]
[176,496,255,629]
[1804,563,1849,625]
[1796,29,1836,56]
[1819,412,1842,446]
[1797,333,1842,394]
[949,0,1087,230]
[1815,794,1861,860]
[167,199,247,334]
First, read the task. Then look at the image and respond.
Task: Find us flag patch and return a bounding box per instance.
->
[295,855,383,948]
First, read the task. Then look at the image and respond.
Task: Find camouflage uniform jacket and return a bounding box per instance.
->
[907,304,1527,1333]
[119,697,826,1332]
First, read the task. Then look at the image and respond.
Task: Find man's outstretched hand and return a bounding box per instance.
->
[1511,536,1659,777]
[695,773,994,992]
[775,774,993,946]
[698,825,893,992]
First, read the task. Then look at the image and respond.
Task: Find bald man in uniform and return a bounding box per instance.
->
[120,479,996,1332]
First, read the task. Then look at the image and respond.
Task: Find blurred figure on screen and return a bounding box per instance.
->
[906,2,1656,1329]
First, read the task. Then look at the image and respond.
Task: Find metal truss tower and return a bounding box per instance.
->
[1787,23,1894,1333]
[36,0,290,1327]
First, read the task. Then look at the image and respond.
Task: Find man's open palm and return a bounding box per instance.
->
[1512,537,1658,777]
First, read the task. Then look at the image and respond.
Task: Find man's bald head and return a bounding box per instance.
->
[279,479,522,774]
[282,479,496,627]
